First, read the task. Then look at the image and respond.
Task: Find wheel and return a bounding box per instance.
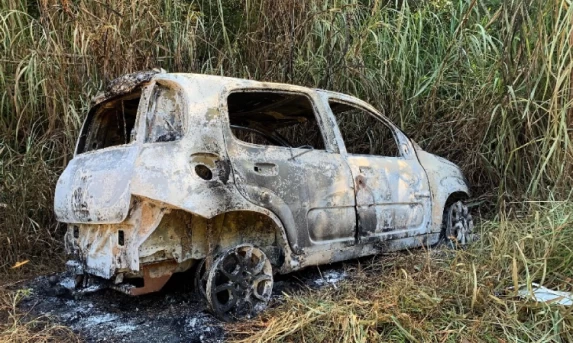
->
[205,244,273,321]
[443,200,475,247]
[195,258,208,301]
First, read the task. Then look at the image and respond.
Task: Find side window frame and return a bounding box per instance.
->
[320,96,413,159]
[327,97,405,159]
[132,83,154,145]
[220,88,339,153]
[143,80,188,144]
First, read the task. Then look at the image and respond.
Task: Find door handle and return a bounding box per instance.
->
[253,163,278,176]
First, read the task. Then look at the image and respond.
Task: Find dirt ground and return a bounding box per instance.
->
[15,265,348,343]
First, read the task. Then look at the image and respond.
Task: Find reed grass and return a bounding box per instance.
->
[0,0,572,321]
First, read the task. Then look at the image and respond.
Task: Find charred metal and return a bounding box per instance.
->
[55,71,474,320]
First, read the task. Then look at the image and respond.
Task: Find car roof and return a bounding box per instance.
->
[93,71,370,107]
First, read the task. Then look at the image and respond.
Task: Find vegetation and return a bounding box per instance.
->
[229,201,573,342]
[0,0,572,341]
[0,289,77,342]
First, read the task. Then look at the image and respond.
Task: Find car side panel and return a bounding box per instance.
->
[316,91,433,246]
[348,155,430,240]
[415,149,470,237]
[218,87,357,253]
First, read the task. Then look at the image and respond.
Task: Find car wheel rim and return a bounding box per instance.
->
[206,244,273,321]
[446,201,474,247]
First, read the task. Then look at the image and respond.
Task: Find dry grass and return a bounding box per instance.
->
[1,0,573,341]
[0,288,78,343]
[228,201,573,342]
[3,201,572,342]
[1,0,572,272]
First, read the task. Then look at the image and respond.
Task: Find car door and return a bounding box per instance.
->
[221,88,356,253]
[322,94,432,244]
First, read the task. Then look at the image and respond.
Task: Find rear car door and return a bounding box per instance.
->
[221,88,356,253]
[323,95,432,244]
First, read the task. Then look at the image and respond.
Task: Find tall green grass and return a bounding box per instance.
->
[0,0,572,273]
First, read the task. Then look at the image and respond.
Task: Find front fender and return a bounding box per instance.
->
[416,150,470,233]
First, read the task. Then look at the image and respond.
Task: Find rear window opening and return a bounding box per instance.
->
[227,91,325,150]
[77,91,141,154]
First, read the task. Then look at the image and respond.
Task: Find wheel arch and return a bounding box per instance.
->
[428,181,470,235]
[444,191,470,208]
[204,209,295,271]
[438,190,470,228]
[415,149,471,235]
[138,205,297,272]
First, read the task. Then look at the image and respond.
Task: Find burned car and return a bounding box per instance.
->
[54,70,474,320]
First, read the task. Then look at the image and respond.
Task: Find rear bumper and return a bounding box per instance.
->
[64,198,166,279]
[65,222,135,279]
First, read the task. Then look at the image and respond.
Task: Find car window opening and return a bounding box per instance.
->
[78,91,141,154]
[146,84,184,143]
[227,91,325,150]
[329,101,400,157]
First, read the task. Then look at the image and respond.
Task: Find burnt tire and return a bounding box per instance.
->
[194,258,209,301]
[442,200,475,248]
[206,244,273,321]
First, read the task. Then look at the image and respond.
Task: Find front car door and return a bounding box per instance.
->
[319,92,432,246]
[220,87,356,254]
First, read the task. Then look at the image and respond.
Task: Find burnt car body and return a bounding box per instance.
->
[55,71,474,319]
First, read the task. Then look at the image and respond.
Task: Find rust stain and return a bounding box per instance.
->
[129,261,177,296]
